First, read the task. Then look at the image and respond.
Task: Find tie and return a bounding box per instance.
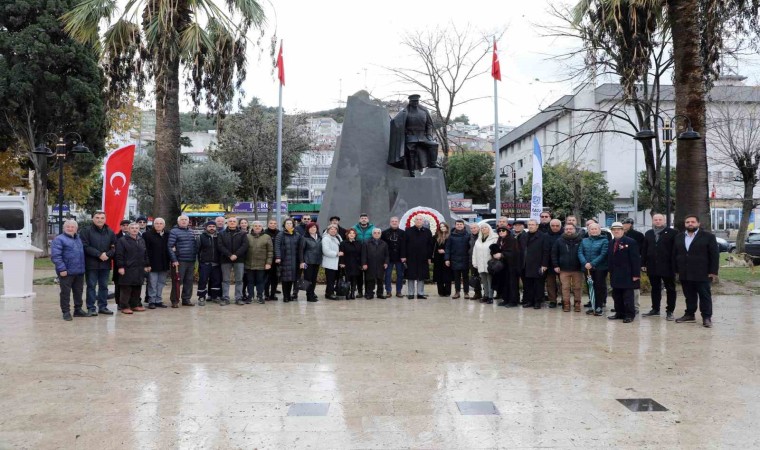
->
[614,240,620,254]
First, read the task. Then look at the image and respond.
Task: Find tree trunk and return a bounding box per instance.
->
[31,159,50,255]
[735,182,755,254]
[152,54,182,223]
[668,0,711,231]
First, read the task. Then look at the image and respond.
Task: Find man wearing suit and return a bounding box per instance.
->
[641,213,679,320]
[673,215,719,328]
[607,222,641,323]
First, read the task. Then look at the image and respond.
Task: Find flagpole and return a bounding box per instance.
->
[276,80,283,228]
[493,37,501,220]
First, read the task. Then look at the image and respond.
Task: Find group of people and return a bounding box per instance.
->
[51,209,719,328]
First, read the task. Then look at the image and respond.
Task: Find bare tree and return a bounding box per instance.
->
[708,103,760,252]
[386,24,503,166]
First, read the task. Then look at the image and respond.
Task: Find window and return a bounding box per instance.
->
[518,159,523,168]
[748,234,760,243]
[0,209,24,231]
[518,178,524,188]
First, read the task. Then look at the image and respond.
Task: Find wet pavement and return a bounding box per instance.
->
[0,284,758,449]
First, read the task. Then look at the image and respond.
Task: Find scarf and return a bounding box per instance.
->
[653,225,666,243]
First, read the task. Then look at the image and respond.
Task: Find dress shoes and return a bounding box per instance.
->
[675,314,696,323]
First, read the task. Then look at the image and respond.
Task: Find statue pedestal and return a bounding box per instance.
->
[389,169,452,224]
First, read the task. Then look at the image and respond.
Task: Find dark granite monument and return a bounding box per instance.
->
[318,91,451,230]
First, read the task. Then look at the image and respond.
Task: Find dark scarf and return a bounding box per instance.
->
[653,225,666,242]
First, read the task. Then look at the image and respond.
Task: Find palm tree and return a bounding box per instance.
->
[62,0,266,221]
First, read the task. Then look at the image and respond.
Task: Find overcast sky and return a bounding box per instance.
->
[181,0,582,128]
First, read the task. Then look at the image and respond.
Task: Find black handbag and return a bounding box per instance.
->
[487,259,504,275]
[296,276,312,291]
[468,274,481,290]
[336,269,351,297]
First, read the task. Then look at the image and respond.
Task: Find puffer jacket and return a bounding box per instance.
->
[578,234,609,270]
[218,228,249,263]
[80,224,116,270]
[552,233,583,271]
[168,225,197,263]
[197,231,220,264]
[51,232,86,276]
[245,232,273,270]
[299,234,323,265]
[471,232,498,272]
[275,230,301,281]
[353,222,375,242]
[445,229,471,271]
[321,233,342,270]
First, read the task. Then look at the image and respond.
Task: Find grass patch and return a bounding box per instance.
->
[718,253,760,284]
[34,258,55,270]
[33,276,58,285]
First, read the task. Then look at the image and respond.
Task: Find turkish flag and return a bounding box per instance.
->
[492,40,501,81]
[276,41,285,86]
[102,144,136,231]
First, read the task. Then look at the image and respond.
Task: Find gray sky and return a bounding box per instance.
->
[207,0,580,128]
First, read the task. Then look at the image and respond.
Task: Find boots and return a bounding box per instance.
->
[574,300,581,312]
[562,299,571,312]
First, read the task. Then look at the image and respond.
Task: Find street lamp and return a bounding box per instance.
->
[499,164,518,221]
[633,114,701,228]
[32,133,90,234]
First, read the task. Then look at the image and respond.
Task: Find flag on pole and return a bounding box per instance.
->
[491,41,501,81]
[102,144,136,232]
[711,184,717,199]
[276,41,285,86]
[530,138,543,221]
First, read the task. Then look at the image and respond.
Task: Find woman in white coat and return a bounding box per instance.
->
[472,222,498,304]
[322,224,343,300]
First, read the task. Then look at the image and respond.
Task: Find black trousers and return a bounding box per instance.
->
[364,277,384,297]
[265,264,279,298]
[304,264,319,298]
[681,280,713,318]
[452,269,469,294]
[649,275,677,313]
[59,274,84,313]
[281,281,294,301]
[119,284,142,309]
[612,287,635,319]
[470,267,482,296]
[589,269,608,307]
[324,268,338,297]
[522,276,545,307]
[356,271,365,294]
[496,269,512,302]
[512,270,524,304]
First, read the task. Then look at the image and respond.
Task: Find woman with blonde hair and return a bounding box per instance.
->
[471,222,498,304]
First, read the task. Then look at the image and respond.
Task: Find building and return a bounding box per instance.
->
[497,79,760,232]
[286,117,342,204]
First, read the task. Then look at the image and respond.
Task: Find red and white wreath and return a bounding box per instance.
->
[400,206,445,234]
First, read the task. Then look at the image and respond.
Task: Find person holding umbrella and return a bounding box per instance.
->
[578,222,609,316]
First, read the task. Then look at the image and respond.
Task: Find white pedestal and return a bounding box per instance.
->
[1,247,43,298]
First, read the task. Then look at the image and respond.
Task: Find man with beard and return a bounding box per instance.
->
[544,219,563,308]
[552,223,584,312]
[381,217,407,298]
[641,214,678,320]
[197,221,222,305]
[673,215,719,328]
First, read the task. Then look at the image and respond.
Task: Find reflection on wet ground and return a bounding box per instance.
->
[0,285,758,448]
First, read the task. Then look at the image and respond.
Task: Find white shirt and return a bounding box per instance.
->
[685,229,698,251]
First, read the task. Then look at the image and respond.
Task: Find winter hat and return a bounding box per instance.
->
[204,221,216,228]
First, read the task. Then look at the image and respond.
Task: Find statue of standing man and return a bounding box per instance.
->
[388,94,441,177]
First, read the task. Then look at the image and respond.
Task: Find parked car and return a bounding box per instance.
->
[716,237,730,253]
[729,232,760,261]
[727,229,760,253]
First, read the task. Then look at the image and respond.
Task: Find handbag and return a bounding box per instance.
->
[487,259,504,275]
[468,274,481,290]
[296,275,312,291]
[336,269,351,297]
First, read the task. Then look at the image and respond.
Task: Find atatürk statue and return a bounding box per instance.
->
[388,94,441,177]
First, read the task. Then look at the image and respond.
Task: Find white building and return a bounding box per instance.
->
[497,80,760,232]
[287,117,341,203]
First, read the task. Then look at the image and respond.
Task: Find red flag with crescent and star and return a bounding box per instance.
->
[492,40,501,81]
[102,144,136,231]
[276,41,285,86]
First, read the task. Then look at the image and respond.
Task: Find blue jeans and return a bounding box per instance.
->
[85,268,110,311]
[147,271,168,304]
[384,261,405,294]
[246,269,268,299]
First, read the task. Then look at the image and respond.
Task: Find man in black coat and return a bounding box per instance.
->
[264,219,280,301]
[468,222,483,300]
[623,217,645,314]
[381,217,406,298]
[522,219,550,309]
[544,219,563,308]
[218,217,249,305]
[512,220,527,305]
[143,218,171,308]
[445,220,471,299]
[607,222,641,323]
[112,219,131,309]
[404,216,434,299]
[80,211,116,316]
[673,215,719,328]
[641,213,678,320]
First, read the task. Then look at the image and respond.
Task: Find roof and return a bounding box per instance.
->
[498,95,575,148]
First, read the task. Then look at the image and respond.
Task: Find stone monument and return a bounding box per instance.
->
[318,91,451,230]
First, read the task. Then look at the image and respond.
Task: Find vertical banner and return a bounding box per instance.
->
[530,137,543,221]
[102,144,136,231]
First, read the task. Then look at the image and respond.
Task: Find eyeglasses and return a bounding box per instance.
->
[540,215,550,218]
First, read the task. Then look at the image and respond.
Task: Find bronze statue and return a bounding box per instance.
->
[388,94,441,177]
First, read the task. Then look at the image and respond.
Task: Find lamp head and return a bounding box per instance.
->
[634,128,657,141]
[72,141,90,154]
[32,144,54,156]
[677,127,701,141]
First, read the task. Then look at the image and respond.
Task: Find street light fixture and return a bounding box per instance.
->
[32,133,90,234]
[633,114,701,228]
[499,164,518,222]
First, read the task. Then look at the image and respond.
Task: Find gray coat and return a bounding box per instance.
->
[361,238,389,279]
[275,231,302,282]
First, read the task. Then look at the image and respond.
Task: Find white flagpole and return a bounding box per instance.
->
[492,37,501,219]
[276,81,283,227]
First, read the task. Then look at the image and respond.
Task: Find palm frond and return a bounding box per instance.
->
[61,0,118,46]
[103,19,142,55]
[179,22,214,59]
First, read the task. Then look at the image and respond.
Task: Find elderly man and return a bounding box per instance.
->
[382,216,407,298]
[51,220,87,321]
[215,216,226,232]
[143,217,171,308]
[545,219,563,308]
[522,219,550,309]
[641,213,678,320]
[538,212,552,233]
[168,215,197,307]
[115,222,151,314]
[468,222,483,300]
[404,216,434,299]
[579,222,609,315]
[112,219,131,309]
[197,221,222,305]
[607,222,641,323]
[264,219,280,300]
[80,211,116,316]
[218,217,249,305]
[362,228,389,299]
[673,215,719,328]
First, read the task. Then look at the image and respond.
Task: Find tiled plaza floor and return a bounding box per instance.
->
[0,284,757,449]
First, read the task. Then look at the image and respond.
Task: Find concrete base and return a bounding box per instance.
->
[388,168,452,225]
[0,247,42,298]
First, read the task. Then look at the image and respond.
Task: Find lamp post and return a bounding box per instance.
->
[500,164,518,221]
[32,133,90,234]
[633,115,701,228]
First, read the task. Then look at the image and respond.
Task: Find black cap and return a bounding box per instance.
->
[513,220,526,226]
[622,218,635,224]
[329,216,340,221]
[360,213,368,218]
[136,216,147,222]
[408,94,421,101]
[120,219,131,226]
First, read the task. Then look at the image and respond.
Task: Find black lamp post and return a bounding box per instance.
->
[500,164,518,221]
[633,115,701,228]
[32,133,90,234]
